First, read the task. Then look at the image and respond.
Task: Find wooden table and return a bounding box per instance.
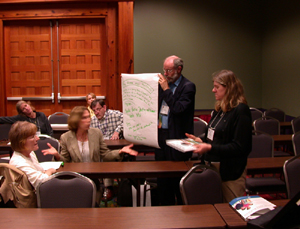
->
[57,161,190,206]
[272,134,292,145]
[185,157,292,176]
[57,161,189,179]
[247,156,291,175]
[280,121,292,134]
[0,205,226,229]
[214,199,289,228]
[104,139,155,152]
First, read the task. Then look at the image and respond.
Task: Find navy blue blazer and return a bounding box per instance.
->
[158,75,196,161]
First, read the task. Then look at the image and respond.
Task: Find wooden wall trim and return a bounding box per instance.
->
[0,0,134,3]
[0,20,5,116]
[0,3,110,19]
[117,1,134,110]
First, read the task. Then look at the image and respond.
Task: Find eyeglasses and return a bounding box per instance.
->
[163,68,175,74]
[93,107,104,112]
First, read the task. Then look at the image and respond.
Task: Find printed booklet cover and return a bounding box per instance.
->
[229,195,277,221]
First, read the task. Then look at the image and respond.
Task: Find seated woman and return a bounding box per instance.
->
[9,121,56,190]
[0,100,53,136]
[42,106,138,203]
[86,93,96,117]
[186,70,252,202]
[43,106,138,162]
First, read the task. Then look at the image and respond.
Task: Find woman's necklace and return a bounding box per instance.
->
[77,132,88,156]
[77,134,87,142]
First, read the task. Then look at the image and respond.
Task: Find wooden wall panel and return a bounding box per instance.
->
[0,20,5,116]
[0,1,133,115]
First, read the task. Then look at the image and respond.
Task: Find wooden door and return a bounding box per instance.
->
[3,18,107,116]
[4,20,54,116]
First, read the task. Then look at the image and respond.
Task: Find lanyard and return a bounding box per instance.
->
[209,110,225,130]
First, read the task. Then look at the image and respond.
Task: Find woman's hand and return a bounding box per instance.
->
[185,133,203,143]
[193,143,211,154]
[120,144,138,156]
[44,168,56,176]
[42,143,60,160]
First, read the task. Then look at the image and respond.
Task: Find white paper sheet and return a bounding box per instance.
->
[121,73,160,148]
[39,161,63,170]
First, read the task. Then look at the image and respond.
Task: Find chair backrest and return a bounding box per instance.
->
[180,164,223,205]
[36,171,96,208]
[283,155,300,199]
[0,163,37,208]
[0,124,12,158]
[0,124,12,141]
[48,112,69,124]
[253,117,280,135]
[263,108,285,122]
[249,131,274,158]
[35,134,60,162]
[291,116,300,134]
[292,131,300,156]
[193,117,208,138]
[250,107,263,123]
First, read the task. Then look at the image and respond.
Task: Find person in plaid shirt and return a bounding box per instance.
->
[90,99,124,140]
[90,99,124,200]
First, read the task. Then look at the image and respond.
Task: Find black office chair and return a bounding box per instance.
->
[264,108,285,122]
[193,117,208,138]
[291,116,300,134]
[36,171,96,208]
[292,131,300,156]
[250,107,264,123]
[180,164,223,205]
[0,124,12,160]
[253,117,280,135]
[246,131,286,194]
[283,155,300,199]
[48,112,69,124]
[253,117,290,157]
[248,131,274,158]
[190,117,207,160]
[246,131,286,196]
[35,134,60,162]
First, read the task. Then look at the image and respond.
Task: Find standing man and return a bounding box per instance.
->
[90,99,124,140]
[156,55,196,205]
[90,99,124,200]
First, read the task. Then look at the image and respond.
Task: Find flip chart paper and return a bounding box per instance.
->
[121,73,160,148]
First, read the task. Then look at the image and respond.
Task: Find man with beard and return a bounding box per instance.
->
[156,55,196,205]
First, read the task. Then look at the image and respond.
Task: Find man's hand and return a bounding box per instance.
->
[158,73,169,91]
[110,132,120,140]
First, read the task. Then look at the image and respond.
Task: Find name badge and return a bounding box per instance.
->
[160,105,169,115]
[207,128,214,141]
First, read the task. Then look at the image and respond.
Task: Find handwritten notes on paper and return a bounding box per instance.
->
[121,73,160,148]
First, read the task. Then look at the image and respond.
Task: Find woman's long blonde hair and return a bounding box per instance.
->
[213,70,247,112]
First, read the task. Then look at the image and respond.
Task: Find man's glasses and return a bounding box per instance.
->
[163,68,175,74]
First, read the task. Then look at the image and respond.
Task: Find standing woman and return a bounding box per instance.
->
[0,100,53,136]
[186,70,252,202]
[86,93,96,117]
